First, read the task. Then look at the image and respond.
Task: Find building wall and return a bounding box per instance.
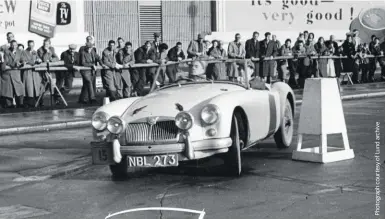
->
[161,0,212,51]
[83,0,212,53]
[84,0,140,53]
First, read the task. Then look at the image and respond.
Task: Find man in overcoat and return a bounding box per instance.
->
[260,32,278,83]
[22,40,43,107]
[80,42,104,104]
[227,33,246,81]
[245,31,261,78]
[57,44,79,104]
[187,34,206,59]
[1,40,25,108]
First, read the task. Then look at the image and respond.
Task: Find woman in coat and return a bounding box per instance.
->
[314,37,329,77]
[22,40,42,107]
[207,40,227,80]
[341,35,356,78]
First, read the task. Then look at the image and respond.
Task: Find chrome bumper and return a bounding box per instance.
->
[91,137,232,163]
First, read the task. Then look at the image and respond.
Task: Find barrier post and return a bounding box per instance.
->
[292,78,355,163]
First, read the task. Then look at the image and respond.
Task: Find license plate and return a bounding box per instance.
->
[127,154,178,167]
[92,147,114,165]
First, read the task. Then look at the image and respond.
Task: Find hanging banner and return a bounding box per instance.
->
[28,0,57,38]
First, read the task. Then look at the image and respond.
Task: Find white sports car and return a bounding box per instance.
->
[91,78,295,177]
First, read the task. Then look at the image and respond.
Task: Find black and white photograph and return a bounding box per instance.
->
[0,0,385,218]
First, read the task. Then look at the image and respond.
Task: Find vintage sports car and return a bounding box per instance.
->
[91,78,295,177]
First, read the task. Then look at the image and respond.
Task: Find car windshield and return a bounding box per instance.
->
[149,59,250,93]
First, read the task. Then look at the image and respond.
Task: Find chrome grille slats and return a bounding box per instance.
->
[125,120,178,143]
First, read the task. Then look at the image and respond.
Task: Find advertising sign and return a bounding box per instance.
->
[29,0,57,38]
[56,2,71,25]
[224,0,385,42]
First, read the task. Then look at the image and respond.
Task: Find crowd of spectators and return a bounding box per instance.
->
[0,30,384,108]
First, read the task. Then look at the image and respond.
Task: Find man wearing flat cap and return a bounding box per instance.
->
[56,44,79,104]
[187,34,206,59]
[151,33,162,55]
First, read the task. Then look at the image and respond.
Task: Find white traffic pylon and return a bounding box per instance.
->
[292,78,354,163]
[103,97,110,105]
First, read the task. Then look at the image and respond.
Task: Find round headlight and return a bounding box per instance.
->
[175,112,194,130]
[92,112,109,131]
[107,116,125,134]
[201,104,220,125]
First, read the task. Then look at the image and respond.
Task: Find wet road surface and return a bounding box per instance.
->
[0,97,384,219]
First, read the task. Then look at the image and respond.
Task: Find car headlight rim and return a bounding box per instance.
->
[175,111,194,130]
[201,104,220,125]
[107,116,125,134]
[92,111,109,131]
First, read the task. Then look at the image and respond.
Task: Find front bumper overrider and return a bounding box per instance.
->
[91,137,232,164]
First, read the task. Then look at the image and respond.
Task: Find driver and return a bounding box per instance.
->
[176,60,208,83]
[244,60,266,90]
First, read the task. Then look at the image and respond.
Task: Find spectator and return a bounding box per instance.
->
[369,37,384,82]
[227,33,246,82]
[215,40,227,80]
[260,32,277,83]
[152,33,162,55]
[134,41,156,96]
[80,42,103,104]
[278,39,293,82]
[308,32,316,45]
[292,40,307,88]
[1,40,25,108]
[304,35,317,78]
[102,40,120,101]
[22,40,42,107]
[325,35,341,78]
[352,29,361,51]
[57,44,79,105]
[355,43,371,83]
[116,41,135,98]
[187,34,206,59]
[314,37,328,77]
[303,31,309,43]
[166,42,185,83]
[155,43,169,87]
[294,33,305,48]
[17,44,24,51]
[272,35,281,78]
[342,34,356,82]
[0,32,14,52]
[245,31,261,78]
[37,38,59,63]
[116,37,125,52]
[78,36,97,103]
[325,42,336,78]
[204,40,211,56]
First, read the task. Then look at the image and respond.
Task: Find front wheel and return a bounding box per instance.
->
[109,155,128,178]
[274,99,294,148]
[223,115,242,176]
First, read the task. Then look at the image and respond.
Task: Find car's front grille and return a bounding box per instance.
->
[125,120,179,143]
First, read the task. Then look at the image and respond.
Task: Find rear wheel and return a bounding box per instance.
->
[274,99,294,148]
[223,115,242,176]
[109,155,128,178]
